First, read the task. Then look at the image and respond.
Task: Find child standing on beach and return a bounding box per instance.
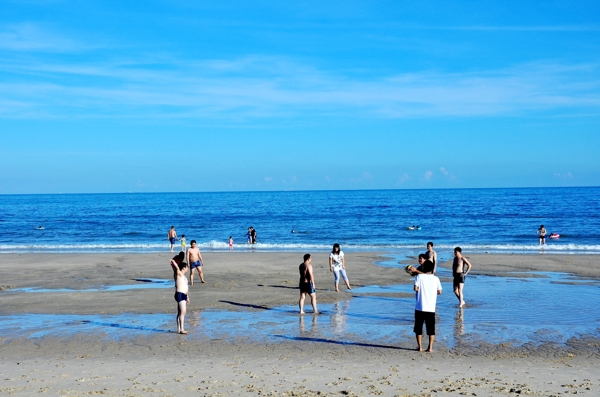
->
[413,260,442,352]
[170,252,189,335]
[181,234,187,253]
[229,236,234,251]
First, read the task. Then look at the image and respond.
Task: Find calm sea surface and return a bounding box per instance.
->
[1,187,599,253]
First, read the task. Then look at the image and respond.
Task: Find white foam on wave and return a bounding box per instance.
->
[1,241,600,254]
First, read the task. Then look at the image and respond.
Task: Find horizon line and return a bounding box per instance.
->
[2,185,599,196]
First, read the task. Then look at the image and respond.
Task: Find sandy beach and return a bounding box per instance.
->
[1,252,599,396]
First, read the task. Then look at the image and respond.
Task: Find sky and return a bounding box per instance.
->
[1,0,599,194]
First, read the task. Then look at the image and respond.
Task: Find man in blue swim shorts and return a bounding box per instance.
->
[186,240,205,285]
[168,226,178,252]
[170,252,189,334]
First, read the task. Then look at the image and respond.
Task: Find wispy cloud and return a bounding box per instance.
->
[0,24,86,52]
[0,49,599,119]
[423,171,433,181]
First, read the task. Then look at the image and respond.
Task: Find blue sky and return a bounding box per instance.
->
[1,0,599,193]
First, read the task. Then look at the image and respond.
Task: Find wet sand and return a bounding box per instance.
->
[1,252,599,396]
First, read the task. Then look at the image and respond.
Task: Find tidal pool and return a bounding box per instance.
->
[10,278,173,293]
[1,259,599,348]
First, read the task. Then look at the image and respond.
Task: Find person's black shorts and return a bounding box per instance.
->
[453,274,466,288]
[299,282,315,294]
[414,310,435,336]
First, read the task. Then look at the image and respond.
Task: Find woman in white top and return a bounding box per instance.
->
[329,243,352,292]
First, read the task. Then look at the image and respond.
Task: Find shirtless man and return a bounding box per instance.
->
[537,224,547,245]
[452,247,472,307]
[168,226,178,252]
[170,252,189,334]
[186,240,205,285]
[424,242,438,274]
[299,253,318,314]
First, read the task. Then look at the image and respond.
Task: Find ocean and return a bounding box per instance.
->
[1,187,599,253]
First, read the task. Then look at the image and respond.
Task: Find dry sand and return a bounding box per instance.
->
[1,252,599,396]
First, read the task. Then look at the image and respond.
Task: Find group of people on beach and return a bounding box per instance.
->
[166,234,473,353]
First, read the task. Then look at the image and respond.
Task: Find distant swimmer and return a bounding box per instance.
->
[229,236,234,251]
[168,226,178,252]
[36,225,44,230]
[452,247,472,308]
[537,225,547,245]
[251,227,257,244]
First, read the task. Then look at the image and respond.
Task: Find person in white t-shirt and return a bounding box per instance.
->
[413,260,442,352]
[329,243,352,292]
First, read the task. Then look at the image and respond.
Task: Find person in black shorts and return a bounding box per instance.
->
[453,247,473,307]
[298,253,318,314]
[413,260,442,352]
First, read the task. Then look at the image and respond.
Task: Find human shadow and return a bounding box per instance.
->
[80,320,171,333]
[257,284,298,290]
[272,334,413,351]
[219,300,271,311]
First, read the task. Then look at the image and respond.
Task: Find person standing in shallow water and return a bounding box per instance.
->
[537,224,547,245]
[329,243,351,292]
[168,226,178,252]
[413,260,442,352]
[299,253,318,314]
[424,241,438,274]
[170,252,189,335]
[452,247,472,307]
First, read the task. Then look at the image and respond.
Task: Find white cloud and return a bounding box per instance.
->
[264,177,273,182]
[397,173,410,184]
[423,170,433,181]
[553,172,573,178]
[439,167,449,175]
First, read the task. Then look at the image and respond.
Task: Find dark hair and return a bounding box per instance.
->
[182,234,185,237]
[303,253,311,262]
[540,224,544,228]
[454,246,462,253]
[174,251,185,262]
[190,240,196,245]
[332,243,340,253]
[418,253,427,260]
[422,260,434,273]
[178,261,188,271]
[171,226,174,229]
[427,241,434,247]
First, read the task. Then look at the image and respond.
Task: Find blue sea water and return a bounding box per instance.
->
[1,187,599,253]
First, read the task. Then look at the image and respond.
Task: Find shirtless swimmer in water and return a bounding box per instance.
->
[170,252,190,334]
